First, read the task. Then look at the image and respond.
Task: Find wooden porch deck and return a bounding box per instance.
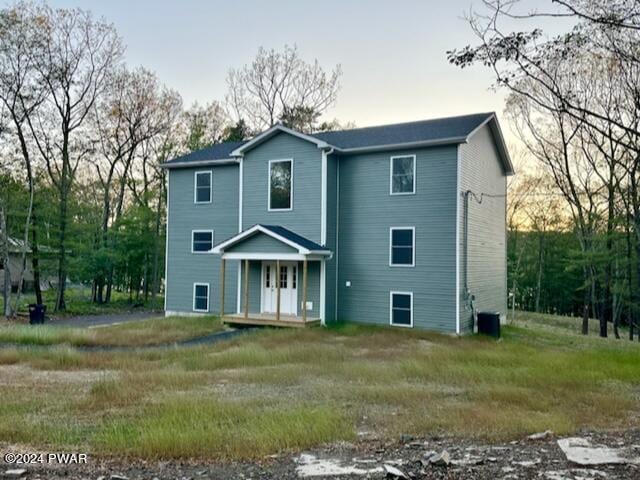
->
[222,313,321,328]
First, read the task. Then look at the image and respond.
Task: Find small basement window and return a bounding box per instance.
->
[194,171,212,203]
[390,291,413,327]
[390,155,415,195]
[193,283,209,312]
[269,159,293,211]
[192,230,214,253]
[390,227,415,266]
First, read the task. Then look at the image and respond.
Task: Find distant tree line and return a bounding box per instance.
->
[449,0,640,339]
[0,1,346,316]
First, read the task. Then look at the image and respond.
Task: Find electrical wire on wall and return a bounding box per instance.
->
[461,189,507,332]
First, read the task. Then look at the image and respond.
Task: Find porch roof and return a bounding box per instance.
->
[212,224,332,259]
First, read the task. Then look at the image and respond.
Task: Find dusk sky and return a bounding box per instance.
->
[47,0,565,154]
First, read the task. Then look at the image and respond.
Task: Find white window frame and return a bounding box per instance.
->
[194,170,213,204]
[390,155,416,195]
[390,291,413,328]
[268,158,294,212]
[389,226,415,267]
[193,282,210,312]
[191,229,214,254]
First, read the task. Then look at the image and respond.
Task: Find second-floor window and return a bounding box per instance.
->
[390,227,415,266]
[269,159,293,211]
[390,155,416,195]
[194,171,212,203]
[192,230,214,253]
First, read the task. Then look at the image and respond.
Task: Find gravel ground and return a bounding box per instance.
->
[2,429,639,479]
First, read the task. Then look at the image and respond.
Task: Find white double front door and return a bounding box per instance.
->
[261,261,298,316]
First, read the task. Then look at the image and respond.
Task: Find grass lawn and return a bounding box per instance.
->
[0,315,223,347]
[0,310,638,460]
[0,288,164,317]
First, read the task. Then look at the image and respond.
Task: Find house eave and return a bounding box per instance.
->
[334,136,469,155]
[465,114,515,176]
[160,158,239,169]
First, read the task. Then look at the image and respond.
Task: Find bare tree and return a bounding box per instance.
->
[0,2,50,308]
[183,101,229,152]
[25,5,123,310]
[226,45,342,131]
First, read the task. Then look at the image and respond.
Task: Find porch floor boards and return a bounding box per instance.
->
[222,312,321,328]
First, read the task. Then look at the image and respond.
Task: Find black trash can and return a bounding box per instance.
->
[477,311,501,338]
[28,304,46,325]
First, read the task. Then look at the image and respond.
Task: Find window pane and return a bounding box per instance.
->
[392,157,414,193]
[196,173,210,188]
[392,229,413,247]
[292,266,297,289]
[195,296,208,311]
[392,308,411,325]
[392,247,413,265]
[270,161,292,209]
[280,266,288,288]
[393,293,411,309]
[195,285,208,298]
[265,265,270,288]
[196,186,211,203]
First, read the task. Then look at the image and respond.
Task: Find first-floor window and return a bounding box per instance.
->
[193,283,209,312]
[192,230,214,253]
[390,291,413,327]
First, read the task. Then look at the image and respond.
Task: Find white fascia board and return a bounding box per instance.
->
[336,137,468,154]
[222,252,308,261]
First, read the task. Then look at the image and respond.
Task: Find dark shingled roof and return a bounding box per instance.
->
[163,141,245,166]
[312,112,493,150]
[162,112,497,167]
[259,225,326,251]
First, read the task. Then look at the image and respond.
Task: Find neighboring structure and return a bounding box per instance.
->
[0,236,34,293]
[162,112,514,333]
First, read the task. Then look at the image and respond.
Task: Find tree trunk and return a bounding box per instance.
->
[535,232,544,312]
[581,265,590,335]
[30,212,42,305]
[1,206,12,318]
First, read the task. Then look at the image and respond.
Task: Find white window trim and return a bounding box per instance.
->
[194,170,213,204]
[191,229,214,254]
[268,158,294,212]
[389,226,416,267]
[193,282,210,313]
[390,291,413,328]
[389,155,416,195]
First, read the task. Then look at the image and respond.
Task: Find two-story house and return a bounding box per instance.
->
[161,112,513,334]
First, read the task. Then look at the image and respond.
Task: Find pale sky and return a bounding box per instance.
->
[45,0,566,154]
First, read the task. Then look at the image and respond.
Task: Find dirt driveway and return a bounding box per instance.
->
[49,311,160,328]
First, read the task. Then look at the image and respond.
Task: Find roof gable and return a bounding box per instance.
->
[212,225,329,255]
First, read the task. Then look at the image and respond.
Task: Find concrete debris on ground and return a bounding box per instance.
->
[427,449,450,466]
[383,464,410,479]
[558,437,640,466]
[4,470,27,478]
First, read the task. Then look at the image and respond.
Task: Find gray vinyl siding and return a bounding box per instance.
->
[239,260,321,318]
[166,165,239,314]
[336,146,458,332]
[324,154,339,323]
[458,125,508,333]
[241,132,322,242]
[227,233,298,254]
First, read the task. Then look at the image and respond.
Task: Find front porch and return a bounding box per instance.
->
[222,312,321,328]
[213,225,331,328]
